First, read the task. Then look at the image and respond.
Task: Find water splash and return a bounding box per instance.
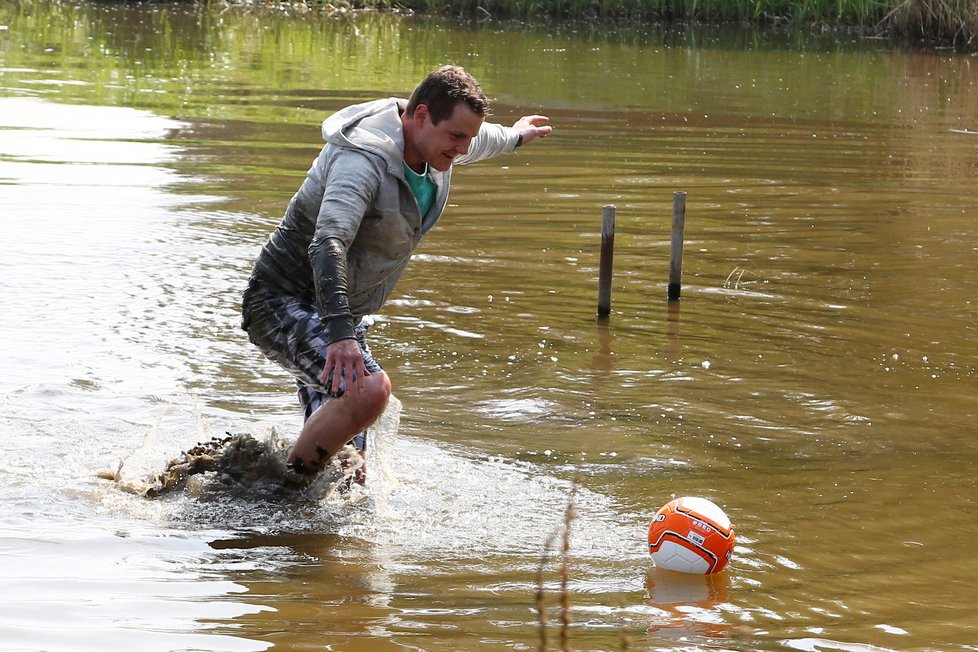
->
[110,398,402,506]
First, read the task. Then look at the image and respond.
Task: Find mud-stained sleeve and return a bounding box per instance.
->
[308,149,382,344]
[455,122,521,166]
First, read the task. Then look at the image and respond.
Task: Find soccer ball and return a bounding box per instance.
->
[647,497,735,574]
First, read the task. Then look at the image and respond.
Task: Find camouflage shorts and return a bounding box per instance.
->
[241,285,383,420]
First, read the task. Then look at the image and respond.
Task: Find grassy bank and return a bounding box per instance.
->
[286,0,977,49]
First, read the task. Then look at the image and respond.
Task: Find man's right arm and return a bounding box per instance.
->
[308,237,356,343]
[308,149,382,344]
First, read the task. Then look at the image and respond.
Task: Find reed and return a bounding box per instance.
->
[534,473,635,649]
[535,474,579,651]
[880,0,977,46]
[265,0,976,48]
[559,487,575,652]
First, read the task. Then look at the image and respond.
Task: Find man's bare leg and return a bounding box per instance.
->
[287,370,391,474]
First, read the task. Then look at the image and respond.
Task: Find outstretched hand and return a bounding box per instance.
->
[513,115,553,146]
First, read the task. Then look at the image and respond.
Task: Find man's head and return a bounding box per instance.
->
[405,65,490,124]
[402,66,490,172]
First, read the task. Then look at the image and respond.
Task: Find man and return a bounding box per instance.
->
[241,65,552,481]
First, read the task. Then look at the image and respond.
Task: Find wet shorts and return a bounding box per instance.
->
[241,286,383,422]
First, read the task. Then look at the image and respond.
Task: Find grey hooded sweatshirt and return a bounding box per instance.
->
[243,97,521,344]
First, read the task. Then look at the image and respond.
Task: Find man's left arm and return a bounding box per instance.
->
[457,115,553,165]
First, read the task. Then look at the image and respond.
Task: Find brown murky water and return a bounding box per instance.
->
[2,2,977,650]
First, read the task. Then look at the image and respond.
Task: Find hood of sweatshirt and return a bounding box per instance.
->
[320,97,406,174]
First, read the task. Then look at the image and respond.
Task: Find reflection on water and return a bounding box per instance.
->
[643,568,732,640]
[2,1,978,650]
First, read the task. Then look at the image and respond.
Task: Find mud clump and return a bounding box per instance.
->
[145,432,359,500]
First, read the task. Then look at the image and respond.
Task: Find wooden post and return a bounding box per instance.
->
[597,205,615,318]
[668,192,686,301]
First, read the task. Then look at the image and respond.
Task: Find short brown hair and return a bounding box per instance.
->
[405,65,490,124]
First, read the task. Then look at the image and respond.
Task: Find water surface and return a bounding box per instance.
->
[2,3,977,650]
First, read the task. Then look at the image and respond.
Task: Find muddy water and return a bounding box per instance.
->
[2,2,977,650]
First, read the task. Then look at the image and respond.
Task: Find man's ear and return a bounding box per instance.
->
[413,103,431,126]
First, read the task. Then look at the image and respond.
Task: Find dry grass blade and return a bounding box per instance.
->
[560,480,578,652]
[536,473,581,651]
[535,530,557,651]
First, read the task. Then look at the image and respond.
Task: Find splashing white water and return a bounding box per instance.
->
[104,395,644,567]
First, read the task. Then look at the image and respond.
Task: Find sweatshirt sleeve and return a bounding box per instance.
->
[454,122,521,166]
[308,149,382,343]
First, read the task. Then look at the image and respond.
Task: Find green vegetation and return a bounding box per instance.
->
[883,0,978,46]
[261,0,977,49]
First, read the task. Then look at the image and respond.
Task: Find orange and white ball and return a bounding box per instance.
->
[647,497,735,574]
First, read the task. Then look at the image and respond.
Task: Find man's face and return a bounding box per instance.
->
[414,101,484,172]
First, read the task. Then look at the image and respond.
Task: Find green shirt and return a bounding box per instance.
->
[402,161,436,231]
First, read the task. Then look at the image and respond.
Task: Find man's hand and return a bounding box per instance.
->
[320,338,369,397]
[513,115,553,146]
